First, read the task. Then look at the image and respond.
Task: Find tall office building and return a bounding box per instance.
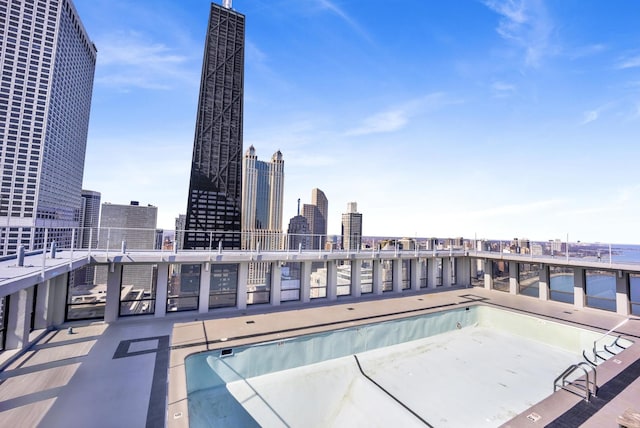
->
[302,188,328,250]
[74,189,100,285]
[97,201,158,250]
[183,1,245,250]
[341,202,362,250]
[78,189,100,248]
[241,146,284,249]
[0,0,97,255]
[95,201,158,288]
[174,214,186,251]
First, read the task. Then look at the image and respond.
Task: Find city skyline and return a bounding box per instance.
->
[73,0,640,244]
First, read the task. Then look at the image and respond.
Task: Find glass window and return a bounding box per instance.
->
[281,262,301,302]
[518,263,540,298]
[631,274,640,316]
[471,259,483,287]
[209,264,238,309]
[419,259,428,288]
[382,260,393,292]
[450,258,457,285]
[492,260,509,292]
[585,269,616,312]
[310,262,328,299]
[167,264,200,312]
[435,258,443,287]
[337,260,352,296]
[119,264,157,316]
[549,266,574,304]
[361,260,373,294]
[401,259,411,290]
[66,265,106,321]
[247,262,270,305]
[0,295,10,351]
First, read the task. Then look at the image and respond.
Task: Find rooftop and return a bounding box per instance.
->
[1,286,639,427]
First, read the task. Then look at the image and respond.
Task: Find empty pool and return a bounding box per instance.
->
[185,305,632,427]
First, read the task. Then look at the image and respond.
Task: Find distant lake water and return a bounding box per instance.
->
[548,273,630,312]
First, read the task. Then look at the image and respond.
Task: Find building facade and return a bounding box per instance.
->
[241,146,284,250]
[79,189,100,248]
[0,0,97,255]
[174,214,186,251]
[94,201,158,294]
[74,189,101,286]
[341,202,362,250]
[302,188,327,250]
[184,1,245,250]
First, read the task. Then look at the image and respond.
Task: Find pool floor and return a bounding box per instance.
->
[189,325,581,427]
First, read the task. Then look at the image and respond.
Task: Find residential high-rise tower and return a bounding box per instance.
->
[0,0,97,255]
[183,1,245,250]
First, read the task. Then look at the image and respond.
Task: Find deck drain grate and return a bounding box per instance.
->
[173,412,183,419]
[527,412,541,422]
[246,320,255,324]
[347,307,355,311]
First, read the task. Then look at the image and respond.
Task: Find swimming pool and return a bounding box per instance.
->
[185,305,632,427]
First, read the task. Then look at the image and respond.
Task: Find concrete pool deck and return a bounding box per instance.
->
[1,286,639,427]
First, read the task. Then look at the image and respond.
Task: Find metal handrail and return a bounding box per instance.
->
[554,361,597,402]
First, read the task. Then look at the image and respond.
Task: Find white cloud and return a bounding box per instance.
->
[580,103,613,125]
[616,55,640,69]
[491,81,517,98]
[569,43,606,59]
[315,0,373,43]
[345,109,408,136]
[484,0,555,67]
[581,110,599,125]
[94,31,196,90]
[344,93,457,136]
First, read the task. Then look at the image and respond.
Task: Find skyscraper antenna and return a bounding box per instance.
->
[223,0,232,9]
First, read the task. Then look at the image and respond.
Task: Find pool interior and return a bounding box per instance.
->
[185,306,633,427]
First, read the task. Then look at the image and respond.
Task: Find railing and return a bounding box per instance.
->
[1,226,640,264]
[584,318,630,366]
[554,361,597,402]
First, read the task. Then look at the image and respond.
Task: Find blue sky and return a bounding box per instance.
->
[73,0,640,244]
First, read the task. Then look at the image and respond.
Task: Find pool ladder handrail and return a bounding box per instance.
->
[554,361,597,402]
[583,334,628,367]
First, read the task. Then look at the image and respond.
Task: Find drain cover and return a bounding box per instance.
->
[527,412,541,422]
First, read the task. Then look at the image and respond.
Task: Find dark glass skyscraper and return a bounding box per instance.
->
[184,1,245,250]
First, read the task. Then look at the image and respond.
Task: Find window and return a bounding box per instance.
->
[337,260,352,296]
[549,266,574,304]
[585,269,616,312]
[518,263,540,297]
[281,262,301,302]
[65,265,106,321]
[167,264,200,312]
[310,261,327,299]
[382,260,393,292]
[209,264,238,309]
[119,265,157,316]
